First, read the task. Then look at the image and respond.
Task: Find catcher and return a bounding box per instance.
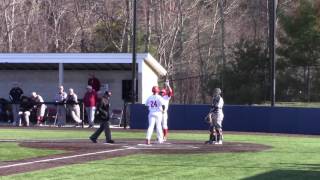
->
[205,88,224,145]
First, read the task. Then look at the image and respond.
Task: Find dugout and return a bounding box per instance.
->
[0,53,167,111]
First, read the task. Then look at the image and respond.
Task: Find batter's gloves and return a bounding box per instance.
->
[165,80,170,87]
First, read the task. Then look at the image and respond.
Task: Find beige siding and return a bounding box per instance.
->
[141,61,159,104]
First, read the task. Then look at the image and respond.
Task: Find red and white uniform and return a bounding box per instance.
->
[161,88,173,130]
[145,94,165,144]
[161,95,170,129]
[161,83,173,141]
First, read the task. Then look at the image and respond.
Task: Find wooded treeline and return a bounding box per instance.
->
[0,0,319,104]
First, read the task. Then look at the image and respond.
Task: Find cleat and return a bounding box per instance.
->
[205,140,214,144]
[146,139,151,145]
[89,137,97,143]
[105,140,115,144]
[214,141,223,145]
[74,123,82,127]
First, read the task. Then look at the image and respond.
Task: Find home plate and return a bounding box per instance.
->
[161,142,171,145]
[103,143,117,145]
[135,143,199,150]
[137,144,152,147]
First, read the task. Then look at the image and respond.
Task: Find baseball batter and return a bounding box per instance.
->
[159,80,173,141]
[205,88,224,145]
[145,86,165,145]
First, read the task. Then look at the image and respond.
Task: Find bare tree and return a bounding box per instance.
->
[143,0,151,52]
[0,0,290,103]
[4,0,18,52]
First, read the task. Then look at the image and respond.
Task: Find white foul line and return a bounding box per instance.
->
[0,147,132,169]
[0,143,200,170]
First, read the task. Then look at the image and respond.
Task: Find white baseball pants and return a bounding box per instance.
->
[146,112,163,143]
[162,111,168,129]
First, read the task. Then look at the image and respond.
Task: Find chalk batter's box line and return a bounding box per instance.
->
[0,147,131,169]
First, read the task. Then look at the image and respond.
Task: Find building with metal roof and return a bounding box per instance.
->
[0,53,166,110]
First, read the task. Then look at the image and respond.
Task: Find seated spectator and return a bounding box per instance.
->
[18,96,34,127]
[31,92,47,126]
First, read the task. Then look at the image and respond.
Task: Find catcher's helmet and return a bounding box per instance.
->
[160,88,166,96]
[213,88,222,96]
[152,86,160,94]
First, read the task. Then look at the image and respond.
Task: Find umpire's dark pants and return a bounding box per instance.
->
[90,120,111,141]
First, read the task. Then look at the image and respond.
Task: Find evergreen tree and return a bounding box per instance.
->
[215,39,269,104]
[277,0,320,101]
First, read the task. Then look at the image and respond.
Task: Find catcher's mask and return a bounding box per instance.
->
[213,88,222,96]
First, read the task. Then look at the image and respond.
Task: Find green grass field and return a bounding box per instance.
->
[0,128,320,180]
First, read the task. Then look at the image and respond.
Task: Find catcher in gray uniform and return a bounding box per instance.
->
[205,88,224,145]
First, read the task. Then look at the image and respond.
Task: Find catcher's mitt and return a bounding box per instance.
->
[204,112,213,124]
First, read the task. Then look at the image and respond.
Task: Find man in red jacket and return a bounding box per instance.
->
[83,85,98,128]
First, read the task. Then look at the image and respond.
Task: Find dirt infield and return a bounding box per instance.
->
[0,139,271,176]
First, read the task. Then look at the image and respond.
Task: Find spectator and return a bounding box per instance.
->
[66,88,82,127]
[55,85,67,127]
[31,92,47,126]
[83,85,98,128]
[9,82,24,126]
[18,96,33,127]
[88,73,101,92]
[89,91,114,143]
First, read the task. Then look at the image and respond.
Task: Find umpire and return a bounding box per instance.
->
[89,91,114,143]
